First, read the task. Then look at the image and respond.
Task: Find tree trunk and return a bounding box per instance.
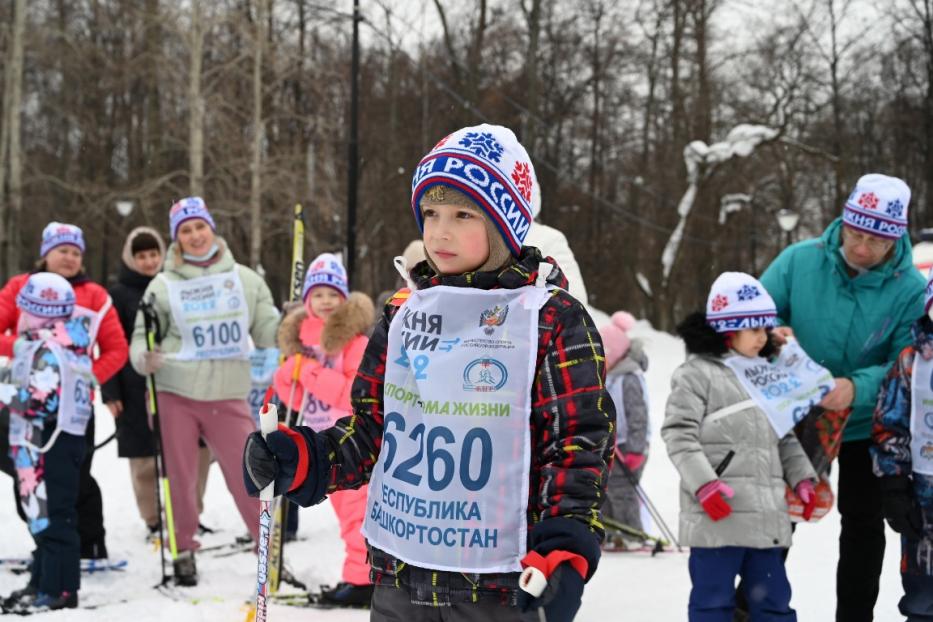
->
[189,0,205,196]
[5,0,26,277]
[249,0,267,269]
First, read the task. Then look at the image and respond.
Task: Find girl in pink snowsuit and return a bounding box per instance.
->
[273,253,375,605]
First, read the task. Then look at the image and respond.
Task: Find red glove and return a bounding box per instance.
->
[795,480,817,521]
[621,452,646,472]
[696,480,734,522]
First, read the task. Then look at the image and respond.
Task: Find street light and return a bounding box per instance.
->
[102,199,136,283]
[776,208,800,247]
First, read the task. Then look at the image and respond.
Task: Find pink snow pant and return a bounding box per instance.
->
[330,486,371,585]
[156,391,259,551]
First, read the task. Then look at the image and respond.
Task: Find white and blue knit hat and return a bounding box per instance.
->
[706,272,778,333]
[411,124,535,255]
[169,197,216,240]
[843,174,910,240]
[16,272,76,319]
[924,268,933,316]
[40,222,85,257]
[302,253,349,300]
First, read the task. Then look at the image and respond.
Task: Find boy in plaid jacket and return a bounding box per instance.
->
[244,124,614,621]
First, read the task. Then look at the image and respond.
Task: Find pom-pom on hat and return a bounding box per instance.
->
[302,253,349,300]
[40,222,85,257]
[169,197,216,240]
[411,124,535,255]
[599,311,637,369]
[842,174,911,240]
[706,272,777,333]
[16,272,76,319]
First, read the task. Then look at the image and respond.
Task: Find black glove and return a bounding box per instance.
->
[242,429,301,497]
[517,561,584,622]
[880,476,924,540]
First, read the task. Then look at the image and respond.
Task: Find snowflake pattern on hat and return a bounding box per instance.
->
[858,192,879,211]
[511,162,533,202]
[39,288,59,302]
[737,284,761,301]
[711,294,729,312]
[459,131,504,162]
[886,199,904,218]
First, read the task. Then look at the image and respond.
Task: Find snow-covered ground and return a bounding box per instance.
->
[0,322,905,620]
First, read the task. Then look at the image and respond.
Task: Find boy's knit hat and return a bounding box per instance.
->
[925,268,933,317]
[706,272,777,333]
[302,253,349,300]
[169,197,216,240]
[842,174,910,240]
[411,124,535,255]
[16,272,76,319]
[599,311,636,369]
[40,222,85,257]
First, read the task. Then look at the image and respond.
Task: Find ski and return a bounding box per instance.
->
[267,587,370,610]
[2,558,129,575]
[602,516,676,556]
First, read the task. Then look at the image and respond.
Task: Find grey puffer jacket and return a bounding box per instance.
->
[662,351,816,549]
[607,340,650,454]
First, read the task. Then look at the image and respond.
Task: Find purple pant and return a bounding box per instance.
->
[156,391,258,551]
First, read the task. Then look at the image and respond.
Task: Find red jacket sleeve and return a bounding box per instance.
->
[86,285,128,385]
[274,354,305,411]
[298,335,369,411]
[0,274,28,357]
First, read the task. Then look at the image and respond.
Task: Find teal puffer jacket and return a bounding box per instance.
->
[759,217,925,442]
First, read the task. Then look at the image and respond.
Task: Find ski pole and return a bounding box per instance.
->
[615,448,682,551]
[253,402,279,622]
[141,296,178,585]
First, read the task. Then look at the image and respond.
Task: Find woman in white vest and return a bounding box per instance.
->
[129,197,279,586]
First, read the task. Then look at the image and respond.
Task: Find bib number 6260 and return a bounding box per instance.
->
[382,411,492,492]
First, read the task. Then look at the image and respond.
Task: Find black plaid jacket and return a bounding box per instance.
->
[289,246,615,584]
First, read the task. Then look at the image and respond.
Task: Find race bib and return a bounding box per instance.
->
[247,347,279,427]
[910,355,933,475]
[163,270,251,361]
[299,347,346,432]
[723,339,835,438]
[363,284,549,573]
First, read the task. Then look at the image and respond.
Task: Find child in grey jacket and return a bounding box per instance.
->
[662,272,816,622]
[599,311,651,549]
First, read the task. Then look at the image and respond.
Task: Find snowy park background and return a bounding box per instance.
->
[0,320,904,620]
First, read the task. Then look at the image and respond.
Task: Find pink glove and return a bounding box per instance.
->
[621,452,646,472]
[696,480,734,522]
[795,480,817,521]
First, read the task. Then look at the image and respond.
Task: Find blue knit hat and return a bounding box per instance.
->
[40,222,85,257]
[706,272,778,333]
[169,197,216,240]
[16,272,76,319]
[411,124,535,255]
[302,253,349,300]
[843,174,910,240]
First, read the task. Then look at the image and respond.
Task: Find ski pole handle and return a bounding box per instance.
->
[258,403,278,502]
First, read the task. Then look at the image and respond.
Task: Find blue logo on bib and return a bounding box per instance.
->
[463,358,508,392]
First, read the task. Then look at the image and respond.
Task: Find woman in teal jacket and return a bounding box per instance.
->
[760,174,925,622]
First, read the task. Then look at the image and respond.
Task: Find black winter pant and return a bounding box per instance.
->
[836,439,886,622]
[29,430,86,595]
[77,414,107,559]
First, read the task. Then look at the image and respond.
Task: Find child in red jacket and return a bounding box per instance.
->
[273,253,374,606]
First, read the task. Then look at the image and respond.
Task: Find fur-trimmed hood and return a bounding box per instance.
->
[676,311,778,359]
[278,292,375,357]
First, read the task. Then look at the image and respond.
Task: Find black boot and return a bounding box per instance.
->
[173,550,198,587]
[9,590,77,614]
[318,582,373,608]
[1,584,36,613]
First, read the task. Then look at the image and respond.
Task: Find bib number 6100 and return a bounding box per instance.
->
[382,411,492,492]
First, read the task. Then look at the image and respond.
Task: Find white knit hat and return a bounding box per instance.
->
[843,174,910,240]
[16,272,76,319]
[411,124,535,255]
[706,272,777,333]
[302,253,349,300]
